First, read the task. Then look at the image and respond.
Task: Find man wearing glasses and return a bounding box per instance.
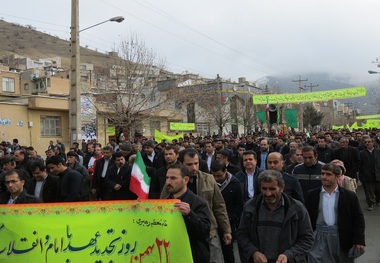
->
[359,135,380,211]
[0,169,41,204]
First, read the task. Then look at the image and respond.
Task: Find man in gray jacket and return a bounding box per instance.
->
[237,170,314,263]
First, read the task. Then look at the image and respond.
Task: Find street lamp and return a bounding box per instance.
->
[70,0,124,144]
[368,70,380,74]
[79,16,125,33]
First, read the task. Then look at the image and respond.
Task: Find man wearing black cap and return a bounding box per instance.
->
[142,140,165,170]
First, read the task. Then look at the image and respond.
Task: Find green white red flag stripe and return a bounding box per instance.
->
[130,151,151,199]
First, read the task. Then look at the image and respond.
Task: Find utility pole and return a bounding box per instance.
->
[217,74,223,136]
[70,0,81,144]
[304,83,319,92]
[292,76,308,132]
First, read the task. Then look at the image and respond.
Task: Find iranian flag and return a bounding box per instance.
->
[130,151,151,199]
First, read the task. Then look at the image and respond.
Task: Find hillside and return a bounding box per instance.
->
[0,19,114,68]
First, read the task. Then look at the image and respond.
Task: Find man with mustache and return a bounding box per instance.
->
[237,170,313,263]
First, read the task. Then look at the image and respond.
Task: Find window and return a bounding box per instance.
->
[2,77,15,92]
[24,83,29,90]
[40,116,61,136]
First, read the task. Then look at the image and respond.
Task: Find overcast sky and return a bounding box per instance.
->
[2,0,380,86]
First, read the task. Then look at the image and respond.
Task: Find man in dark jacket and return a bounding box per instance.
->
[236,170,314,263]
[211,160,243,263]
[332,137,360,180]
[28,160,59,203]
[235,151,263,203]
[0,169,41,204]
[67,151,90,201]
[305,163,365,262]
[315,136,334,164]
[359,136,380,211]
[292,146,324,199]
[142,140,165,170]
[164,163,210,263]
[46,155,83,202]
[216,150,240,176]
[149,145,179,198]
[106,151,137,200]
[265,152,304,203]
[91,146,114,200]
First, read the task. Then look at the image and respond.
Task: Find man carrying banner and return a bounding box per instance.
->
[165,163,211,263]
[161,148,232,263]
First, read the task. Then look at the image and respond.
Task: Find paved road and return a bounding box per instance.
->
[233,185,380,263]
[357,185,380,262]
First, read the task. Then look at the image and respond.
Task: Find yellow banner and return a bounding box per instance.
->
[154,130,184,143]
[332,125,345,130]
[356,114,380,120]
[169,122,195,131]
[362,120,380,129]
[107,126,116,135]
[0,200,192,262]
[252,86,366,104]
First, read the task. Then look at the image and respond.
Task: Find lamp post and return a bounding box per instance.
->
[70,0,124,144]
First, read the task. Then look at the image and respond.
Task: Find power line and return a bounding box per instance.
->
[97,0,295,76]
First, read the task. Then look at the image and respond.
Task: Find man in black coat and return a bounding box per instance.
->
[142,140,165,170]
[164,164,210,263]
[211,160,243,263]
[264,152,304,203]
[46,155,83,202]
[67,151,90,201]
[315,136,334,164]
[216,150,240,176]
[106,152,137,200]
[305,163,365,262]
[0,169,41,204]
[333,137,360,180]
[91,146,114,200]
[359,136,380,211]
[28,160,59,203]
[149,145,179,199]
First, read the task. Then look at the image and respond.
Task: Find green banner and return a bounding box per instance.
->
[332,125,345,130]
[356,114,380,120]
[0,200,192,262]
[107,126,116,135]
[285,109,298,128]
[252,86,366,104]
[154,130,184,143]
[256,111,268,123]
[169,122,195,131]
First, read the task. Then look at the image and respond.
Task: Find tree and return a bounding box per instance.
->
[303,104,324,130]
[84,33,177,142]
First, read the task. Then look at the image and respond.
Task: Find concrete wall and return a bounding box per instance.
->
[0,102,69,157]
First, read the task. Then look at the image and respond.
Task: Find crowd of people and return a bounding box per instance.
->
[0,128,379,262]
